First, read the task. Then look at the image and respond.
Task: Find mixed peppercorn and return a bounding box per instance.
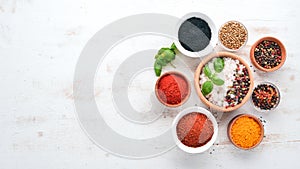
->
[254,40,282,69]
[252,83,280,110]
[225,64,251,108]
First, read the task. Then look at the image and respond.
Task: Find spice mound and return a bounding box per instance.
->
[252,83,280,110]
[157,73,189,106]
[254,40,282,69]
[199,57,251,108]
[229,115,263,149]
[178,17,212,52]
[219,21,248,50]
[176,112,214,148]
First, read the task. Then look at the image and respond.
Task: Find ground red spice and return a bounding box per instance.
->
[157,74,189,105]
[176,112,214,147]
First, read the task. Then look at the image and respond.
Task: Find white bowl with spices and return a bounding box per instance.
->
[174,12,217,58]
[251,81,281,112]
[218,21,248,52]
[172,106,218,153]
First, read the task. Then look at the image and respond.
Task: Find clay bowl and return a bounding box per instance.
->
[194,52,254,112]
[155,71,191,107]
[227,114,264,150]
[250,36,286,72]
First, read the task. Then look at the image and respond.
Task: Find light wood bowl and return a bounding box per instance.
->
[250,36,286,72]
[194,52,254,112]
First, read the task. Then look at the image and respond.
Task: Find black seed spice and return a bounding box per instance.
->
[254,40,282,69]
[178,17,212,52]
[252,83,280,110]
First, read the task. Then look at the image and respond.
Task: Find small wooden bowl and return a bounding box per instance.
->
[155,71,191,107]
[194,52,254,112]
[250,36,286,72]
[227,114,264,150]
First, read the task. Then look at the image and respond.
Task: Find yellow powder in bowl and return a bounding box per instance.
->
[230,116,262,149]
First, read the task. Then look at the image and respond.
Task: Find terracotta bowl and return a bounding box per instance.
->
[194,52,254,112]
[227,114,264,150]
[250,36,286,72]
[155,71,191,107]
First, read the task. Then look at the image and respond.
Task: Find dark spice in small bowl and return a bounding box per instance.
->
[254,40,282,69]
[252,82,280,111]
[250,37,286,72]
[178,17,212,52]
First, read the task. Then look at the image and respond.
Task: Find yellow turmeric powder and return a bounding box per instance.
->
[230,116,262,149]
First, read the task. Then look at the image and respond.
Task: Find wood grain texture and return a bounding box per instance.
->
[0,0,300,169]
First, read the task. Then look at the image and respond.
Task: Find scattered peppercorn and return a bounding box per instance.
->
[254,40,282,69]
[252,83,280,110]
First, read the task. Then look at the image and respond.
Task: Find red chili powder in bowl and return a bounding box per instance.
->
[156,73,189,106]
[176,112,214,147]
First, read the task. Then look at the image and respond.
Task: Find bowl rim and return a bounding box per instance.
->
[250,36,287,72]
[174,12,217,58]
[172,106,218,153]
[155,71,191,107]
[251,81,281,112]
[194,52,254,112]
[218,20,248,52]
[227,114,264,150]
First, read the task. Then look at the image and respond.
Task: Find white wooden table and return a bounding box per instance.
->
[1,0,299,168]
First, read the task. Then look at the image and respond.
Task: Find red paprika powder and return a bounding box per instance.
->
[157,73,189,105]
[176,112,214,147]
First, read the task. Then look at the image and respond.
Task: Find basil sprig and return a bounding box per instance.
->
[154,43,177,76]
[201,58,225,96]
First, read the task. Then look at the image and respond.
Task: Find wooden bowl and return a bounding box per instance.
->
[227,114,264,150]
[250,36,286,72]
[155,71,191,107]
[194,52,254,112]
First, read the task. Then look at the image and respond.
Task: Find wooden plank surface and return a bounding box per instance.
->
[0,0,299,168]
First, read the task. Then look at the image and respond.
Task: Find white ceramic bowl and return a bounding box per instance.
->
[172,106,218,153]
[251,81,281,112]
[174,12,217,58]
[218,20,248,52]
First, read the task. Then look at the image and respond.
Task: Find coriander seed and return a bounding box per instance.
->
[219,21,248,50]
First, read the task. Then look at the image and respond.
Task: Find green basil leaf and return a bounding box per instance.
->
[211,74,225,86]
[162,49,176,62]
[156,57,167,66]
[201,81,213,96]
[157,48,169,55]
[204,65,212,78]
[170,43,177,51]
[214,58,224,73]
[154,61,162,76]
[153,43,177,76]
